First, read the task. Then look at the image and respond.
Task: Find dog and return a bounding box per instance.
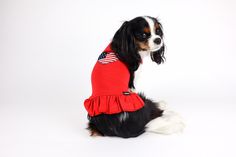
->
[84,16,184,138]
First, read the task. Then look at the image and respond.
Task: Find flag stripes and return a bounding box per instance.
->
[98,52,118,64]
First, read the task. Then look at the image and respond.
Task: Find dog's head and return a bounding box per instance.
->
[111,16,165,72]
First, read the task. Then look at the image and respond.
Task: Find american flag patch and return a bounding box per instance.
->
[98,52,118,64]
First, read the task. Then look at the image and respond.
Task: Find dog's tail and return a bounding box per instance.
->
[138,93,185,135]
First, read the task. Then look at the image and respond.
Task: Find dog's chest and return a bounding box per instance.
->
[134,57,155,92]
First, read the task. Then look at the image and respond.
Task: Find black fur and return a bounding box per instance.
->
[111,18,143,89]
[88,93,163,138]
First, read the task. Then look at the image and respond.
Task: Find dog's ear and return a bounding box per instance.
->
[151,44,165,64]
[151,18,165,64]
[111,21,141,72]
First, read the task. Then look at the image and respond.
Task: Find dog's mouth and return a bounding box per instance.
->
[150,47,160,52]
[150,44,163,52]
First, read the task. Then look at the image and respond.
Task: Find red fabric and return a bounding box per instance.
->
[84,45,144,116]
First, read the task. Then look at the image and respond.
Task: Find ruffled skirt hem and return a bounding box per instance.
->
[84,93,144,116]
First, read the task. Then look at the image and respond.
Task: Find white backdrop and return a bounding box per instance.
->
[1,0,236,157]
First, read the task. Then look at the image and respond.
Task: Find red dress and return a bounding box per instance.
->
[84,45,144,116]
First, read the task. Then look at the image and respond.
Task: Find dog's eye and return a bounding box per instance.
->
[142,33,147,39]
[156,29,163,36]
[135,32,149,41]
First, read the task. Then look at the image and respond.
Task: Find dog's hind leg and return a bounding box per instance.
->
[145,101,185,134]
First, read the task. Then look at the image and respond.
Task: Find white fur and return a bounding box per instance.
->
[143,16,163,52]
[146,102,185,134]
[134,51,153,89]
[138,50,150,59]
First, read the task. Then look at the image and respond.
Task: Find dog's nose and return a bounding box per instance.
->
[154,38,162,44]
